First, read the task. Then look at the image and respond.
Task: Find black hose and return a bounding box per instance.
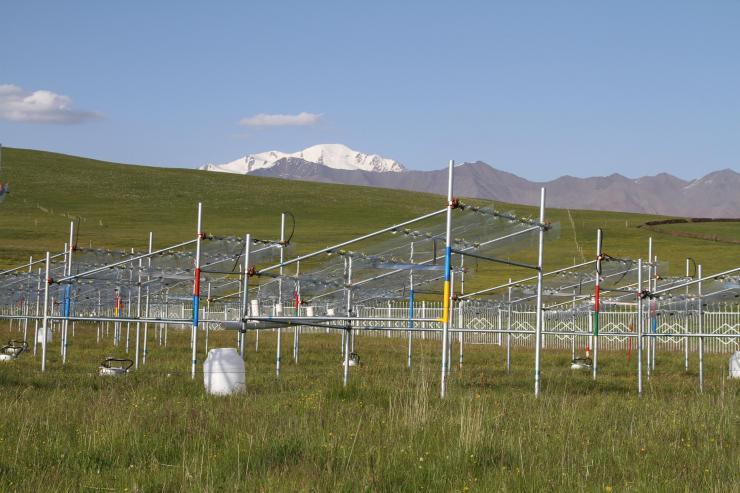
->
[101,357,134,371]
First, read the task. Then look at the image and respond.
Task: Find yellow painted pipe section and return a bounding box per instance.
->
[441,280,451,324]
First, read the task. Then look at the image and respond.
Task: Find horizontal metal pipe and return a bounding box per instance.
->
[0,250,67,276]
[55,239,199,283]
[244,316,442,323]
[460,259,597,299]
[3,313,738,339]
[651,267,740,296]
[257,209,447,274]
[451,249,538,270]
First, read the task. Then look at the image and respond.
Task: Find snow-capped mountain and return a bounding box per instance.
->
[199,144,739,217]
[201,144,405,174]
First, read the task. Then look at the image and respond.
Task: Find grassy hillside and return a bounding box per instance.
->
[646,221,740,244]
[1,148,738,289]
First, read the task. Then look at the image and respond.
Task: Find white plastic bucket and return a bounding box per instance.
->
[730,351,740,379]
[327,308,335,317]
[203,348,246,396]
[275,303,283,315]
[36,327,53,344]
[306,306,315,317]
[98,366,127,377]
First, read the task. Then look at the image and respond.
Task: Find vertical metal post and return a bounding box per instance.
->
[96,290,101,343]
[343,257,353,386]
[458,256,464,368]
[422,300,426,340]
[240,234,251,358]
[652,255,658,370]
[592,229,602,380]
[114,288,121,346]
[143,232,152,364]
[646,238,653,378]
[460,254,465,297]
[507,278,512,373]
[570,293,576,362]
[458,301,464,369]
[135,258,142,369]
[407,242,414,368]
[684,258,690,372]
[637,259,643,395]
[448,268,454,371]
[41,252,51,372]
[34,268,41,355]
[125,287,131,352]
[143,289,150,363]
[533,188,546,397]
[205,282,211,354]
[276,213,285,376]
[440,159,454,399]
[698,264,704,393]
[387,301,392,339]
[64,221,74,363]
[191,203,203,379]
[61,242,68,359]
[23,256,31,343]
[293,260,300,362]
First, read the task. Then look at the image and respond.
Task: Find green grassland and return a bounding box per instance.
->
[1,148,739,294]
[0,323,737,492]
[647,221,740,244]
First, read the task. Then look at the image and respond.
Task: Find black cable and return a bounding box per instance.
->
[227,211,296,274]
[600,252,633,287]
[100,357,134,371]
[282,211,296,246]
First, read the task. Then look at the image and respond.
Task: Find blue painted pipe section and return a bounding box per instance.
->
[192,295,200,327]
[64,285,71,318]
[443,246,452,281]
[408,289,415,328]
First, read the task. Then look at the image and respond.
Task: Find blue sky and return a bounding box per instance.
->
[1,1,738,180]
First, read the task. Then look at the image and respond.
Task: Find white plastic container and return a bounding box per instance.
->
[250,299,260,316]
[203,348,246,396]
[327,308,335,317]
[98,366,127,376]
[36,327,53,344]
[274,303,283,315]
[306,306,315,317]
[730,351,740,379]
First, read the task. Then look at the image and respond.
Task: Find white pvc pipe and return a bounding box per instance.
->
[698,264,704,393]
[240,234,251,358]
[41,252,51,372]
[276,214,285,376]
[637,259,643,395]
[533,188,546,397]
[440,159,454,399]
[191,203,202,379]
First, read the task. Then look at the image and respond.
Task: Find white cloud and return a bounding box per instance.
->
[0,84,102,124]
[239,112,322,127]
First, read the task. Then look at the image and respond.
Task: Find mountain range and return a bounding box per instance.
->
[201,144,740,218]
[202,143,405,174]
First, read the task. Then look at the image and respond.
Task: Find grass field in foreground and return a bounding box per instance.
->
[1,148,739,292]
[0,322,737,492]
